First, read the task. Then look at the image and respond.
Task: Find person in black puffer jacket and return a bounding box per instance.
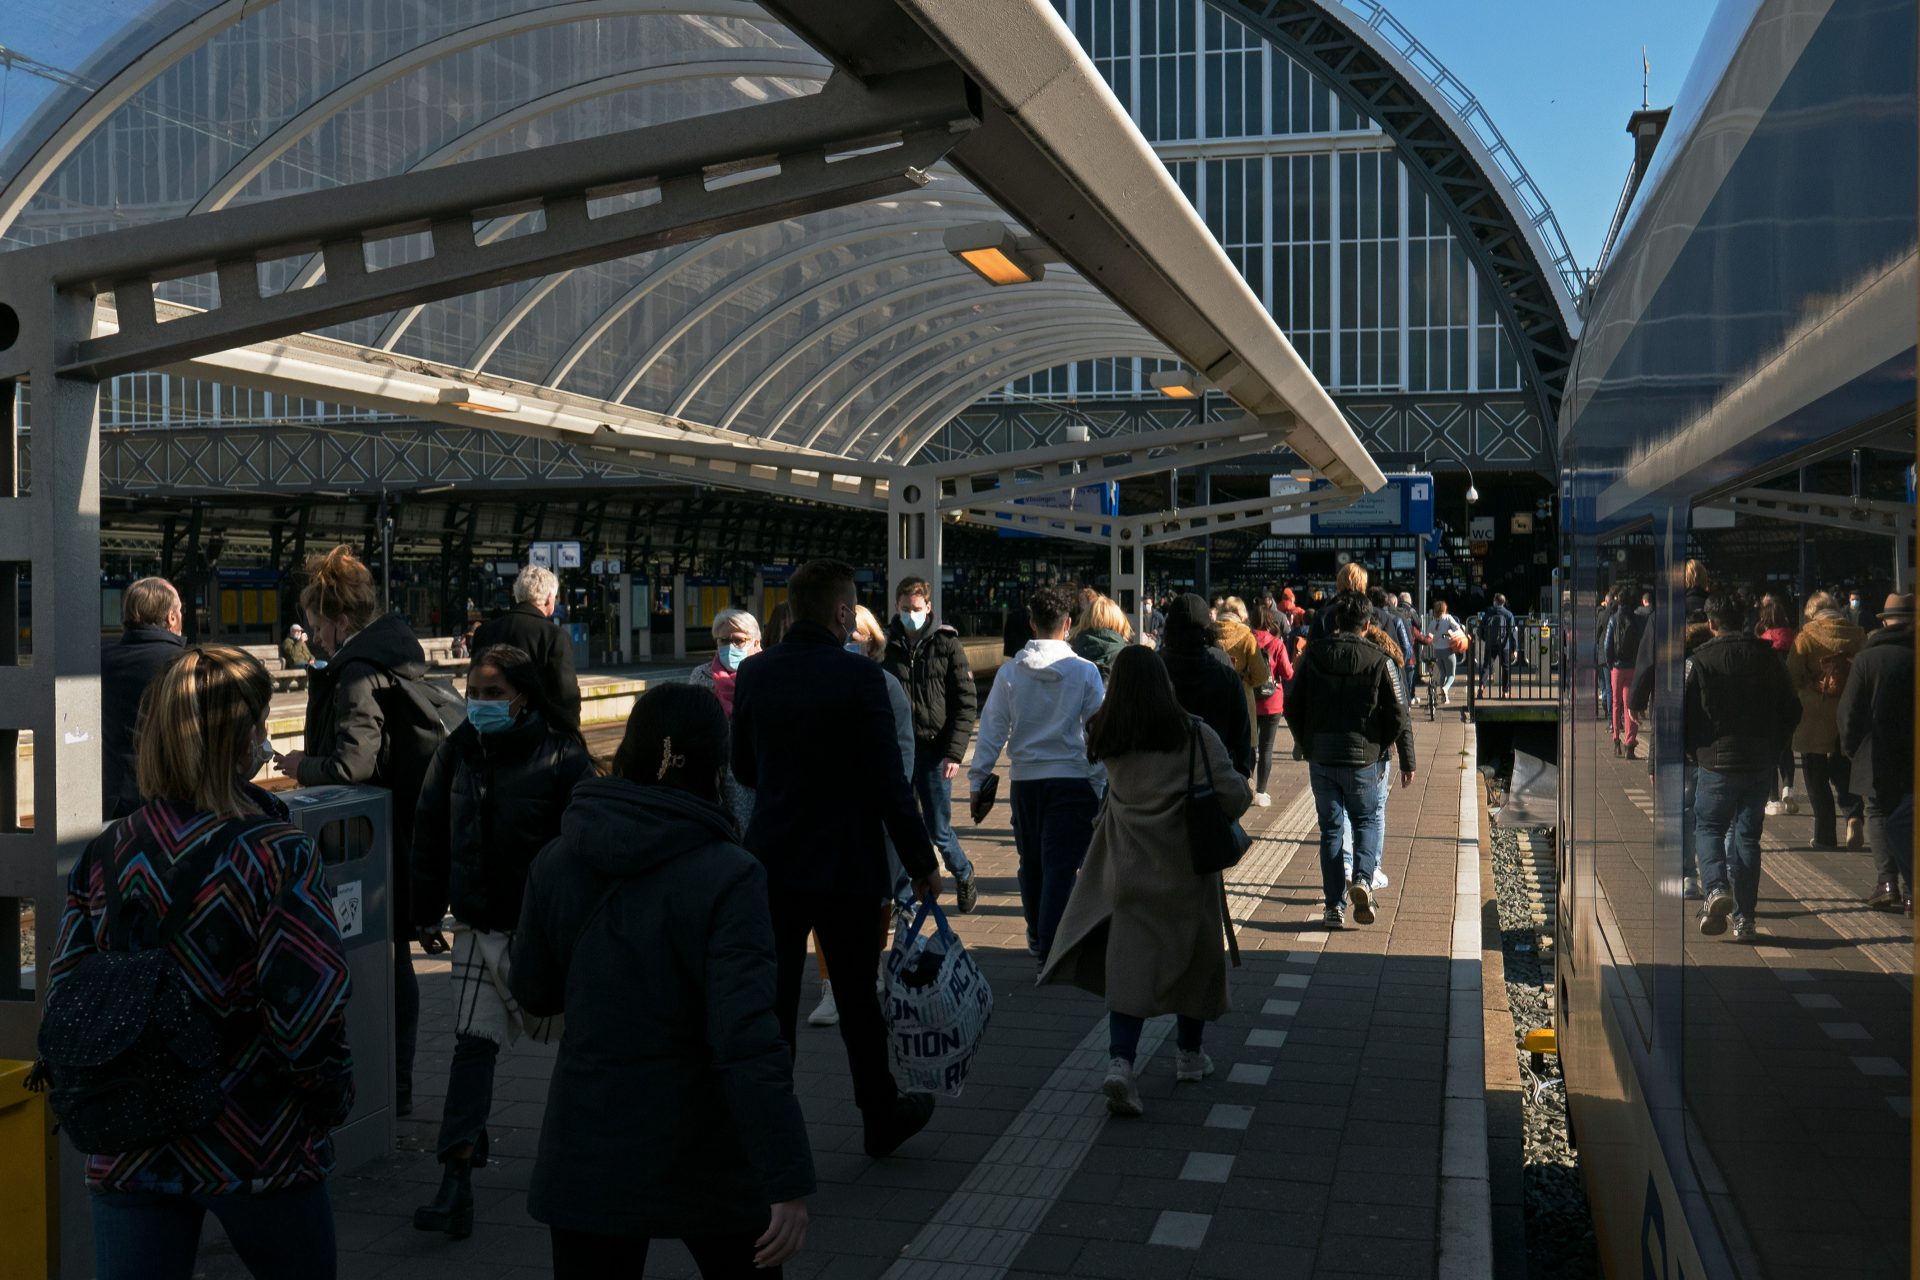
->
[511,684,814,1279]
[408,642,594,1240]
[1157,594,1253,777]
[882,576,980,909]
[1283,591,1414,929]
[1684,593,1801,941]
[1838,594,1915,912]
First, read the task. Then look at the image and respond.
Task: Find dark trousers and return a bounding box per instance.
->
[91,1182,335,1280]
[1801,751,1862,846]
[436,1033,498,1157]
[395,939,418,1103]
[1009,777,1099,962]
[551,1226,774,1279]
[1110,1011,1203,1061]
[1866,790,1914,892]
[770,889,898,1112]
[1255,714,1280,793]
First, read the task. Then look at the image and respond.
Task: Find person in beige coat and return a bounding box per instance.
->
[1786,601,1866,849]
[1040,647,1252,1117]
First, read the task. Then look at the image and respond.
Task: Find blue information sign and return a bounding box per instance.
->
[994,482,1118,539]
[1272,473,1435,537]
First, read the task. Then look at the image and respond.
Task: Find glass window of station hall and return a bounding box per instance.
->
[1016,0,1533,405]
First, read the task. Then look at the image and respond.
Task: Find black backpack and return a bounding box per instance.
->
[29,822,242,1155]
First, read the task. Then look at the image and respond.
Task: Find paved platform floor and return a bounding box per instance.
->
[197,717,1482,1279]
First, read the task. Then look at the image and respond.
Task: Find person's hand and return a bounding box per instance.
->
[755,1199,809,1268]
[940,759,960,780]
[1400,770,1416,789]
[273,749,306,780]
[415,926,449,956]
[912,871,944,905]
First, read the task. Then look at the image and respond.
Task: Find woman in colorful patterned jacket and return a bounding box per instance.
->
[49,645,354,1280]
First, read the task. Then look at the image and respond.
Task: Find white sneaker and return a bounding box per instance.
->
[1371,867,1389,890]
[1764,800,1785,817]
[808,981,840,1027]
[1254,793,1272,808]
[1102,1058,1144,1116]
[1441,690,1451,705]
[1174,1049,1214,1082]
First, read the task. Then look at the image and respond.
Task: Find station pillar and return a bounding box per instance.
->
[889,472,943,619]
[1109,524,1146,638]
[672,572,687,661]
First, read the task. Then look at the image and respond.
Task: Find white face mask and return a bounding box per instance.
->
[251,735,274,771]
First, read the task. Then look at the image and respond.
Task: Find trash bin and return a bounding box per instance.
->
[0,1059,49,1280]
[277,785,394,1174]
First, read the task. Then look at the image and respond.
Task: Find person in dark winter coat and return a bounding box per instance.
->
[1838,594,1915,914]
[275,545,445,1115]
[408,644,594,1240]
[1478,593,1520,698]
[472,564,581,729]
[731,558,940,1159]
[882,576,980,911]
[1605,589,1651,757]
[1684,593,1802,941]
[1284,591,1414,928]
[511,684,813,1278]
[100,577,186,820]
[51,646,353,1280]
[1157,594,1254,777]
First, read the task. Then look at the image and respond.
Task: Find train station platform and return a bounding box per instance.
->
[187,714,1494,1280]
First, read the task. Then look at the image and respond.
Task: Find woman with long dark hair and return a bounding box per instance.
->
[1041,647,1251,1118]
[409,643,595,1239]
[510,684,813,1278]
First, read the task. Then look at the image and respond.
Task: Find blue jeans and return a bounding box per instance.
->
[1339,760,1392,878]
[1109,1011,1203,1062]
[92,1182,335,1280]
[1009,777,1099,961]
[1694,766,1772,921]
[1310,762,1385,909]
[913,748,975,882]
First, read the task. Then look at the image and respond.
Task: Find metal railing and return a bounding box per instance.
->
[1463,615,1561,715]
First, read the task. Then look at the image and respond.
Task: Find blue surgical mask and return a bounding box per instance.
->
[845,638,866,655]
[467,699,516,735]
[901,608,929,632]
[720,644,750,672]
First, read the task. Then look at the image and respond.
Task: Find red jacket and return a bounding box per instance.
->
[1254,628,1293,717]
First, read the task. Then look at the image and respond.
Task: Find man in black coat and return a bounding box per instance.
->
[1684,593,1801,940]
[1284,591,1414,929]
[1158,594,1253,777]
[1478,593,1520,699]
[731,558,941,1158]
[101,577,185,819]
[473,564,580,728]
[883,576,980,912]
[1838,593,1914,914]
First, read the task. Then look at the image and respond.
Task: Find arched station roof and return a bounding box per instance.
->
[0,0,1577,462]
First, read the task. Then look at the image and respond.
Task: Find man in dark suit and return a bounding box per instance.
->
[101,577,186,819]
[731,558,942,1157]
[473,564,580,728]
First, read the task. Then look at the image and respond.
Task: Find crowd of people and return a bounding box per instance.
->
[79,544,1897,1277]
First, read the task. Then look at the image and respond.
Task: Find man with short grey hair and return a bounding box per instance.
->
[473,563,580,727]
[101,576,185,818]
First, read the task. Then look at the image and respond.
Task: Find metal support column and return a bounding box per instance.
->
[672,572,688,662]
[1196,466,1212,597]
[1109,523,1146,638]
[889,468,944,619]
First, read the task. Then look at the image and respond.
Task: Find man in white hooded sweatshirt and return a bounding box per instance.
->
[971,585,1106,965]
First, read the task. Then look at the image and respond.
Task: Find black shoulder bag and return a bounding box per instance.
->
[1185,724,1252,876]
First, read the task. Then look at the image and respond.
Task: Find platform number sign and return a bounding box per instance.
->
[330,879,364,940]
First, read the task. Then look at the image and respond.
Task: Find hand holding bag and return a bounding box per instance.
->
[883,901,994,1096]
[1185,724,1251,876]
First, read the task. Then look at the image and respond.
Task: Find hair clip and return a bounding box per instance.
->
[657,737,686,780]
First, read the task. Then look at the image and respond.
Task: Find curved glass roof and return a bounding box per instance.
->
[0,0,1569,465]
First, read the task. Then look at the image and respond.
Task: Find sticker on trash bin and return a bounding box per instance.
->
[331,880,364,939]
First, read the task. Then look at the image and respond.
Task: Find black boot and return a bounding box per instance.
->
[413,1156,475,1240]
[863,1092,935,1158]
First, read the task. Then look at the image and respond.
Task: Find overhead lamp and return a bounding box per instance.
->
[1151,371,1201,400]
[943,223,1049,286]
[1063,423,1091,443]
[1289,469,1316,484]
[1467,484,1480,504]
[437,385,520,414]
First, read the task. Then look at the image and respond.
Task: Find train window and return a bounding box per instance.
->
[1681,465,1913,1276]
[1592,525,1658,1042]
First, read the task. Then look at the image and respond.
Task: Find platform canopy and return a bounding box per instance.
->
[0,0,1384,493]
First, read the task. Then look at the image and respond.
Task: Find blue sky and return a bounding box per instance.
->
[1381,0,1716,270]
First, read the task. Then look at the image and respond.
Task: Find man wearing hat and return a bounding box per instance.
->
[1839,592,1915,915]
[280,623,313,670]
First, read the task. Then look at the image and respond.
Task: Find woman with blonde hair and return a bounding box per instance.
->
[48,647,353,1279]
[1786,598,1867,849]
[1071,592,1134,677]
[1212,595,1274,745]
[275,544,438,1115]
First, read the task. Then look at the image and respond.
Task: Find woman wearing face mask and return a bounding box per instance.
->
[408,644,595,1240]
[688,608,762,832]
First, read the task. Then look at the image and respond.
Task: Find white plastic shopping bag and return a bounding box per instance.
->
[883,901,994,1096]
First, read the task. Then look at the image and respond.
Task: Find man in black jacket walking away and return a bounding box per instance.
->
[732,558,942,1158]
[1838,593,1915,915]
[883,576,980,912]
[1284,592,1415,929]
[474,564,581,729]
[1685,593,1801,941]
[1478,593,1519,700]
[100,577,186,819]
